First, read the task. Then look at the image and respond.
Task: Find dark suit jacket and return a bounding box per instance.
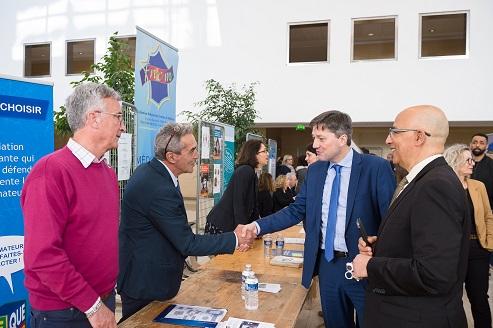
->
[258,190,273,218]
[272,188,295,212]
[206,164,259,232]
[257,151,396,288]
[117,158,236,301]
[365,157,470,328]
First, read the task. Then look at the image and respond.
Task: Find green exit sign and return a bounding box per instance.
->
[295,124,305,131]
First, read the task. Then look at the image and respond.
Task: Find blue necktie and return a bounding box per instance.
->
[325,164,342,262]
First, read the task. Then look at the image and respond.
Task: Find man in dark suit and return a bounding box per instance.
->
[243,110,396,327]
[117,123,253,322]
[353,105,470,328]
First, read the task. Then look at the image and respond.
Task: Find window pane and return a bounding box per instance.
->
[67,40,94,74]
[421,13,467,57]
[289,23,328,63]
[25,44,50,76]
[116,36,136,69]
[353,18,396,60]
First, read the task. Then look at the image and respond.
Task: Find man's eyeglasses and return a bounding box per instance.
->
[95,110,124,123]
[164,125,182,155]
[388,128,431,137]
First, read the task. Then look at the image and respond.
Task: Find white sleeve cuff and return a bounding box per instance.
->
[84,297,101,315]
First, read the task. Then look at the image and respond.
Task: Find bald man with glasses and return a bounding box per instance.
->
[353,105,470,328]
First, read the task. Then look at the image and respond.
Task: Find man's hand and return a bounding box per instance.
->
[358,236,377,256]
[234,224,257,251]
[352,254,371,279]
[88,303,116,328]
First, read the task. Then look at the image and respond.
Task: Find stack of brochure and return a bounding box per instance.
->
[217,317,275,328]
[282,249,303,258]
[283,237,305,244]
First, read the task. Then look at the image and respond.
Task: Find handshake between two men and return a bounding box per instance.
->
[233,223,259,251]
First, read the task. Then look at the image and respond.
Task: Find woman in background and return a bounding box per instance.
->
[296,143,318,193]
[258,172,274,218]
[205,140,269,234]
[444,144,493,328]
[272,175,295,213]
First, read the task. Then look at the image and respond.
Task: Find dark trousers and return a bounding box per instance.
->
[465,240,492,328]
[119,292,153,323]
[317,250,366,328]
[30,291,115,328]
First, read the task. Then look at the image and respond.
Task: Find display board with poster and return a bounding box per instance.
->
[195,121,234,232]
[134,26,178,166]
[0,75,53,327]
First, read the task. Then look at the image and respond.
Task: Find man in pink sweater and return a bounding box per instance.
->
[21,83,125,328]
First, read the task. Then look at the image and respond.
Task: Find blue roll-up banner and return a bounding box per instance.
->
[135,26,178,165]
[0,75,53,327]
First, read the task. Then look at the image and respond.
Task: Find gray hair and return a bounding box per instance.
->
[65,82,121,132]
[309,110,353,146]
[282,154,293,165]
[286,172,297,180]
[443,143,470,175]
[155,123,193,160]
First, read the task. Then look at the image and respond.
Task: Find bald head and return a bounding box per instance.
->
[398,105,449,146]
[387,105,449,171]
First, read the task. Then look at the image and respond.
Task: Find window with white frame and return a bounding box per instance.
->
[420,12,468,58]
[24,43,51,77]
[288,22,329,63]
[66,40,95,75]
[352,17,396,61]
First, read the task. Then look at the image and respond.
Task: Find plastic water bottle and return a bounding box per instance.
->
[244,271,259,310]
[263,234,272,258]
[241,264,252,300]
[275,234,285,256]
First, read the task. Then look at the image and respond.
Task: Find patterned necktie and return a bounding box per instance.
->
[390,177,408,205]
[324,164,342,262]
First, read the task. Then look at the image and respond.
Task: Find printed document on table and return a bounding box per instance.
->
[218,317,275,328]
[154,304,227,327]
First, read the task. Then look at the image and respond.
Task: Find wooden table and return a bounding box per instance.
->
[118,225,308,327]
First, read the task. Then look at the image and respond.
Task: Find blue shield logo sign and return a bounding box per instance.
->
[139,46,174,108]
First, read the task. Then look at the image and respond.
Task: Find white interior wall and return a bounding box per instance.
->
[1,0,491,124]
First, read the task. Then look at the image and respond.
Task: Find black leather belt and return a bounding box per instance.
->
[334,250,348,258]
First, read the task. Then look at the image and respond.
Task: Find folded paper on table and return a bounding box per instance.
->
[217,317,275,328]
[258,283,281,293]
[269,255,303,268]
[283,237,305,245]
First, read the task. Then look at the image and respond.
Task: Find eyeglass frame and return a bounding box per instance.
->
[164,125,182,156]
[94,110,124,123]
[388,127,431,137]
[257,149,269,154]
[464,157,475,165]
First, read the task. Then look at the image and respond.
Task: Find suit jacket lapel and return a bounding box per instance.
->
[345,151,362,229]
[149,158,184,202]
[314,161,330,229]
[379,157,445,234]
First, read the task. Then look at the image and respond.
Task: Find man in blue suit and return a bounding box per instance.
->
[117,123,253,322]
[243,110,395,328]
